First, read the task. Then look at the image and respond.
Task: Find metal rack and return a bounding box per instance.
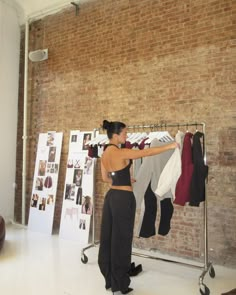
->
[81,122,215,295]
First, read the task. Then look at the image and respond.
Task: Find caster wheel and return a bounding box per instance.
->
[200,284,210,295]
[209,266,215,278]
[81,254,88,264]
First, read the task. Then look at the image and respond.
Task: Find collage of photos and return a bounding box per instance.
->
[59,131,95,243]
[34,133,59,195]
[28,131,63,235]
[64,162,93,216]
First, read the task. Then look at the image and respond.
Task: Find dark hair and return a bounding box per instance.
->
[102,120,126,139]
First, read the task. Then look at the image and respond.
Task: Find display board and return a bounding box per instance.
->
[59,130,96,244]
[28,132,63,234]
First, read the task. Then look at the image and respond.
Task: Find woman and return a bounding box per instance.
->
[98,120,178,294]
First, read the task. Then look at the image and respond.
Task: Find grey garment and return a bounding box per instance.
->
[133,139,174,209]
[133,158,142,179]
[132,146,148,179]
[132,139,174,237]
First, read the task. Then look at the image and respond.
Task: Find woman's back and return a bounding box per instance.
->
[101,145,130,172]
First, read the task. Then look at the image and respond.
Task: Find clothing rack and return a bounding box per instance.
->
[81,122,215,295]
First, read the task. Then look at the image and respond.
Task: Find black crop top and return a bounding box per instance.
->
[106,144,132,186]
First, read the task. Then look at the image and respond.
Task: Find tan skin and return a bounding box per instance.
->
[101,127,178,192]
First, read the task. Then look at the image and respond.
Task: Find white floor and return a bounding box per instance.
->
[0,224,236,295]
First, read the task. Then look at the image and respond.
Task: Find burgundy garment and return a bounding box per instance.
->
[125,141,136,149]
[88,145,98,158]
[174,132,194,206]
[88,146,93,157]
[138,138,148,150]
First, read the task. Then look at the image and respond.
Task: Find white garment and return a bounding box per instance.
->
[155,131,184,200]
[97,145,104,157]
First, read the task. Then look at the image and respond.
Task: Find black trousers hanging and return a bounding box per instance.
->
[98,189,136,292]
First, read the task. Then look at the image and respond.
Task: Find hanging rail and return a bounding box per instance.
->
[81,121,214,295]
[94,122,205,132]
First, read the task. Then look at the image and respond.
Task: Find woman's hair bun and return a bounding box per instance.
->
[102,120,111,130]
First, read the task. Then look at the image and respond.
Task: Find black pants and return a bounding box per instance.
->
[98,189,136,292]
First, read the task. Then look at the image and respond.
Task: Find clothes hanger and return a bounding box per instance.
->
[186,123,189,133]
[128,126,142,144]
[126,132,137,142]
[128,132,142,144]
[145,131,159,144]
[99,136,110,145]
[156,131,174,142]
[90,134,107,145]
[135,132,148,144]
[155,124,168,142]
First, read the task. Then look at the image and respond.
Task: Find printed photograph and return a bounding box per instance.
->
[38,160,47,176]
[82,133,92,150]
[31,194,39,208]
[47,195,54,205]
[67,159,73,168]
[84,156,93,175]
[48,146,56,162]
[54,164,59,173]
[65,184,76,200]
[46,132,55,146]
[71,134,77,142]
[35,177,44,191]
[79,219,86,230]
[73,169,83,186]
[64,207,79,220]
[81,196,93,215]
[74,159,80,168]
[44,176,53,189]
[39,198,46,211]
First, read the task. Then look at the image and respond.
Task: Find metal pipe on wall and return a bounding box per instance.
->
[22,19,29,225]
[21,2,74,225]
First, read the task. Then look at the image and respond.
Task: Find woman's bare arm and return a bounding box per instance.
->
[118,142,178,160]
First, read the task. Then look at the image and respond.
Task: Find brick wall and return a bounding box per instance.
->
[15,0,236,266]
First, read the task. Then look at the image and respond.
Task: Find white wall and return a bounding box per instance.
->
[0,0,21,222]
[15,0,74,22]
[14,0,92,24]
[18,0,69,16]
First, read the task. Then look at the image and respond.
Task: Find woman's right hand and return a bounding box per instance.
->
[173,142,180,149]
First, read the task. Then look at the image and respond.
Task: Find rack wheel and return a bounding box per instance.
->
[81,253,88,264]
[200,283,210,295]
[209,266,215,278]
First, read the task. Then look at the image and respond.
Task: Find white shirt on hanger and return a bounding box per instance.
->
[155,131,184,200]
